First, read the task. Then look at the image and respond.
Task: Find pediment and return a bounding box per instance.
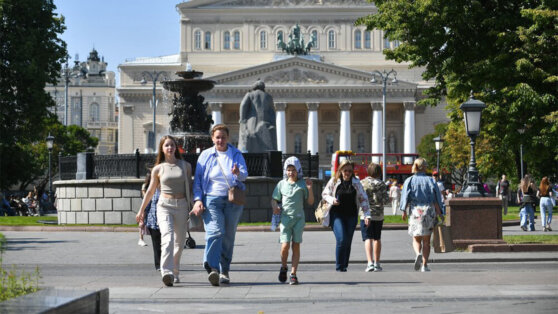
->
[206,56,417,89]
[179,0,374,9]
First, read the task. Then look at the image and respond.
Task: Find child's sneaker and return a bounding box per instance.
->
[289,274,299,285]
[138,239,147,247]
[278,266,288,283]
[365,263,374,272]
[373,263,383,272]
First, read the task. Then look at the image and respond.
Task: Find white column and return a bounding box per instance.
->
[403,101,416,164]
[306,102,319,155]
[274,102,287,152]
[339,102,351,151]
[371,102,383,163]
[209,102,223,127]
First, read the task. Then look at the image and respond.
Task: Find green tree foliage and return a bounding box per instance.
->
[358,0,558,181]
[0,0,64,190]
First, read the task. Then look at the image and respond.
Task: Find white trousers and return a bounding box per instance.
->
[392,199,400,215]
[156,197,188,278]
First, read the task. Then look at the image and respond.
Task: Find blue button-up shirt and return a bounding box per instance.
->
[399,172,442,212]
[193,144,248,202]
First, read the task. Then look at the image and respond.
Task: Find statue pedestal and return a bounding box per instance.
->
[445,197,504,249]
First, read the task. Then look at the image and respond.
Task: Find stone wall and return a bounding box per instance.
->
[54,178,325,225]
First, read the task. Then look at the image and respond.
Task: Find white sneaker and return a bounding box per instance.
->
[365,263,374,272]
[138,239,147,247]
[421,265,431,272]
[208,270,220,286]
[373,263,383,272]
[219,273,230,284]
[173,276,180,284]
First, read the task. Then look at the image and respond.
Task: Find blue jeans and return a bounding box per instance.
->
[520,204,535,231]
[330,212,358,271]
[202,195,243,274]
[540,197,553,227]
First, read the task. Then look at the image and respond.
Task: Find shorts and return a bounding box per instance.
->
[360,219,383,241]
[279,214,305,243]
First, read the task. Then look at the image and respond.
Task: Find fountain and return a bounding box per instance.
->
[162,63,215,153]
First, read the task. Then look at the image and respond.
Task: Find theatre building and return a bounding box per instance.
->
[117,0,449,171]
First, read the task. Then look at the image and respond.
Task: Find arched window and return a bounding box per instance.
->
[311,30,318,48]
[294,133,302,154]
[260,30,267,49]
[89,103,99,122]
[194,30,201,50]
[233,31,240,50]
[326,134,334,154]
[364,31,371,49]
[328,30,335,49]
[354,30,362,49]
[224,31,230,49]
[277,30,284,50]
[383,36,391,49]
[204,31,211,49]
[357,133,365,153]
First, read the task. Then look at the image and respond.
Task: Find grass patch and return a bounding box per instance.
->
[504,235,558,244]
[0,233,41,301]
[0,216,57,226]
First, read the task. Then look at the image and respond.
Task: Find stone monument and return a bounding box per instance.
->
[238,79,277,153]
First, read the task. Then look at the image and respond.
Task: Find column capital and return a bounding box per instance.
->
[209,102,223,111]
[339,101,352,111]
[370,101,383,111]
[274,102,287,111]
[306,102,320,111]
[403,101,416,111]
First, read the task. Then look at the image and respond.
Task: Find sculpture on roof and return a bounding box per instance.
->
[277,24,316,55]
[238,79,277,153]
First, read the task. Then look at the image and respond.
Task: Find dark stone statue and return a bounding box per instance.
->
[238,80,277,153]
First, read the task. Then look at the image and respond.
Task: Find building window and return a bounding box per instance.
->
[311,30,318,48]
[383,36,390,49]
[357,133,365,153]
[224,31,230,49]
[277,30,283,50]
[294,133,302,154]
[89,103,99,122]
[354,30,362,49]
[71,97,81,126]
[364,31,371,49]
[204,31,211,49]
[260,30,267,49]
[328,30,335,49]
[194,30,201,49]
[147,131,155,151]
[393,40,400,48]
[233,31,240,50]
[326,134,334,154]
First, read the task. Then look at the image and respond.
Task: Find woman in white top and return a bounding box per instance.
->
[136,135,193,287]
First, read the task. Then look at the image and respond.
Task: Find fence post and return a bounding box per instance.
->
[307,150,312,178]
[314,152,319,178]
[58,152,62,180]
[135,148,140,178]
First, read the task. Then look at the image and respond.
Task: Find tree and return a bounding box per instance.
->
[358,0,558,181]
[0,0,67,190]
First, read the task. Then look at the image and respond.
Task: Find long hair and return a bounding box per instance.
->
[539,177,550,196]
[521,174,533,193]
[411,158,427,173]
[155,135,182,166]
[334,159,354,183]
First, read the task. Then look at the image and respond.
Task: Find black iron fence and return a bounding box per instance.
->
[59,150,319,179]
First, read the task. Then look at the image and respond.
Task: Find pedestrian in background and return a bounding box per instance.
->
[537,177,554,232]
[321,159,371,272]
[192,124,248,286]
[360,163,389,272]
[136,135,193,287]
[400,158,443,272]
[518,174,537,231]
[389,179,401,215]
[495,174,511,215]
[142,170,162,270]
[271,156,314,285]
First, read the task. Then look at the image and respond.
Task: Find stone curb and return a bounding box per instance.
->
[468,244,558,252]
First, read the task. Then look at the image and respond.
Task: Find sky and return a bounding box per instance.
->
[53,0,184,86]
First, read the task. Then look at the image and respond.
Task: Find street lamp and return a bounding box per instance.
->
[458,93,486,197]
[371,69,397,181]
[141,70,166,152]
[433,136,444,175]
[46,134,55,203]
[518,126,525,179]
[62,60,82,126]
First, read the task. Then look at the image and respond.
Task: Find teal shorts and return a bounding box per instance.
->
[279,214,305,243]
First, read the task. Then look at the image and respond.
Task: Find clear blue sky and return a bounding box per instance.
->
[53,0,183,86]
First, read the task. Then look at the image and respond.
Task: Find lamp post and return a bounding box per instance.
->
[141,71,166,152]
[518,126,525,179]
[433,136,444,175]
[458,93,486,197]
[62,60,82,126]
[371,69,397,181]
[46,134,55,203]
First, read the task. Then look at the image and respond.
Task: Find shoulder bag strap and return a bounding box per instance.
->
[215,156,232,190]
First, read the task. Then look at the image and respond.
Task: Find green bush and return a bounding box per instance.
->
[0,233,40,302]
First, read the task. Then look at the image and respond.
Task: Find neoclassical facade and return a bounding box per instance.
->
[118,0,449,169]
[46,49,118,154]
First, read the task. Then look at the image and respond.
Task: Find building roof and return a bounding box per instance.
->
[120,54,181,67]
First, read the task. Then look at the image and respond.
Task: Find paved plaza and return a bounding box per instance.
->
[2,220,558,313]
